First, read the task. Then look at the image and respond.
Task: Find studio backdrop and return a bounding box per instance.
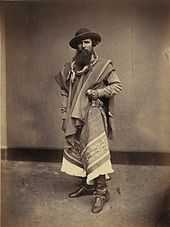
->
[3,1,170,152]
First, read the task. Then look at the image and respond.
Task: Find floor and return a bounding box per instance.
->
[1,160,170,227]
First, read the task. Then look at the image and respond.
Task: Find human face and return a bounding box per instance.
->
[78,38,93,53]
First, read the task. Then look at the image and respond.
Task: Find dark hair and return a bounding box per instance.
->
[92,39,98,47]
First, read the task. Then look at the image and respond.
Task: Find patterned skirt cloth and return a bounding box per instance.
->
[61,101,113,185]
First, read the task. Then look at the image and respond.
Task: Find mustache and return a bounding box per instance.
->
[74,49,92,68]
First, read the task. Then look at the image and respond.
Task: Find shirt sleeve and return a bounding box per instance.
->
[97,70,122,98]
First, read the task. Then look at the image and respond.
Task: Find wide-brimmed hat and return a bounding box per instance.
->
[69,28,101,49]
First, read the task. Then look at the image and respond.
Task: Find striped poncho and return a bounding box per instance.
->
[55,57,122,184]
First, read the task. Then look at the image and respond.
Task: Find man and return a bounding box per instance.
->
[55,28,122,213]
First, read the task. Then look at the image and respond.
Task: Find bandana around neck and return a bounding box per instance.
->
[69,53,99,83]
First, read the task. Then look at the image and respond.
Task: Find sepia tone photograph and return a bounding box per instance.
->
[1,0,170,227]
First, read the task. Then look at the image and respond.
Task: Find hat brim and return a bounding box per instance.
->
[69,32,101,49]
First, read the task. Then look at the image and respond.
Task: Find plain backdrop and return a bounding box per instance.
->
[4,0,170,151]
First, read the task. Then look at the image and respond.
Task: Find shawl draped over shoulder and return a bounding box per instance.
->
[55,57,116,138]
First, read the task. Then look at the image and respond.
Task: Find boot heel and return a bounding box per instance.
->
[69,185,95,198]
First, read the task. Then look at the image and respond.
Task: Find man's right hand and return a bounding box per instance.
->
[62,119,66,132]
[86,89,98,100]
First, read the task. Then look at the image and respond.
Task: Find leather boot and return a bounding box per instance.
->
[91,175,110,213]
[69,178,95,198]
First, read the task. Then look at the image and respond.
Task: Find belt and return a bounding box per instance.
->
[91,99,104,108]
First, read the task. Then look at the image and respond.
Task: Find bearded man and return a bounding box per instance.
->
[55,28,122,213]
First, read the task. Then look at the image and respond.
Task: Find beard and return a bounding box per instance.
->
[74,49,92,68]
